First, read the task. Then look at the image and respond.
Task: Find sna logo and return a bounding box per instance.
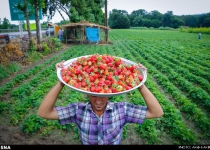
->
[1,146,11,149]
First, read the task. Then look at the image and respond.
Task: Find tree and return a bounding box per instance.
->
[172,16,185,28]
[115,15,130,29]
[150,10,163,20]
[70,0,104,24]
[152,19,161,28]
[203,17,210,27]
[42,0,104,25]
[70,7,84,22]
[16,0,33,47]
[132,16,143,27]
[42,0,71,21]
[184,15,199,27]
[129,9,149,27]
[86,0,104,25]
[1,18,11,29]
[131,9,147,16]
[71,0,91,22]
[28,0,45,44]
[109,10,130,29]
[162,11,174,27]
[198,13,210,27]
[42,0,67,21]
[142,18,153,28]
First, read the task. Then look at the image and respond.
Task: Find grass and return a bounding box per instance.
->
[0,62,20,80]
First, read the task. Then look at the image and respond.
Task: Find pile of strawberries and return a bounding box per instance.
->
[61,54,143,93]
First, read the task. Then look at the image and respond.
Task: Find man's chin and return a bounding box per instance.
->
[95,107,103,111]
[94,106,104,111]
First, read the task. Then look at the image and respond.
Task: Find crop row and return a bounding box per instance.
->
[155,42,210,82]
[121,40,210,140]
[159,42,210,69]
[111,41,200,144]
[133,41,210,112]
[0,55,57,97]
[150,45,210,94]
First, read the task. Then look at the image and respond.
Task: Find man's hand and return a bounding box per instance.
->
[55,60,65,86]
[138,63,147,72]
[55,60,65,70]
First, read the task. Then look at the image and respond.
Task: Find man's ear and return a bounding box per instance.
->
[87,95,91,99]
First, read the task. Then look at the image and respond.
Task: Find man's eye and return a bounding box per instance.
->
[89,96,97,99]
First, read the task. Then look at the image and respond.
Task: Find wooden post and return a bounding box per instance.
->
[66,27,67,44]
[105,0,108,44]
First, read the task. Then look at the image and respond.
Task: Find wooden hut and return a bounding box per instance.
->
[60,21,111,44]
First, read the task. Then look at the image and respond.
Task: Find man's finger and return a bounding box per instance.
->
[138,63,147,72]
[55,60,65,70]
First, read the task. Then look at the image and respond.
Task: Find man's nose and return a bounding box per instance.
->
[95,98,103,102]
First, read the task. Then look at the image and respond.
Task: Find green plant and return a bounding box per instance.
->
[29,39,38,51]
[42,42,50,55]
[0,101,10,114]
[0,62,20,80]
[39,126,53,137]
[49,37,62,51]
[20,115,46,134]
[25,51,43,63]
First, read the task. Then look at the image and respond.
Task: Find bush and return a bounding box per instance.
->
[20,115,46,134]
[159,26,174,30]
[0,43,24,66]
[180,27,210,34]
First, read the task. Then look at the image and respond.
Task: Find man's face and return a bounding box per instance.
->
[88,95,109,113]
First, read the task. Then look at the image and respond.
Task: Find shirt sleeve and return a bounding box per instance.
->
[55,103,79,125]
[123,102,147,124]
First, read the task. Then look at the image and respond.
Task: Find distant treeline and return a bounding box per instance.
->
[108,9,210,29]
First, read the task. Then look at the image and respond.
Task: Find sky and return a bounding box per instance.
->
[0,0,210,25]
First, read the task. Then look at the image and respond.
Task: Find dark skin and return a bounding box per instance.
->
[37,61,164,119]
[87,95,109,117]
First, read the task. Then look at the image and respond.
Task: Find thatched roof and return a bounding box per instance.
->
[61,21,111,30]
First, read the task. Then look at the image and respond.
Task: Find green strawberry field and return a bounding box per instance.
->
[0,29,210,145]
